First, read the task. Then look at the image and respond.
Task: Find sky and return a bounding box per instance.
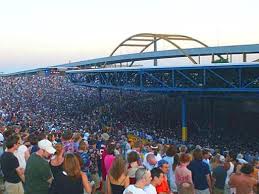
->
[0,0,259,73]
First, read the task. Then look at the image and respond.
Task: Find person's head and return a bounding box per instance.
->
[180,153,191,165]
[192,148,202,160]
[135,167,152,187]
[54,143,64,157]
[179,145,187,153]
[150,168,164,186]
[0,123,5,133]
[107,143,116,155]
[47,133,55,142]
[6,134,20,150]
[79,140,88,151]
[202,149,211,160]
[28,133,38,145]
[127,151,139,164]
[3,128,14,139]
[158,159,169,174]
[151,143,159,154]
[37,132,46,141]
[166,145,177,157]
[240,164,254,175]
[73,132,82,143]
[146,153,157,166]
[12,125,21,134]
[219,155,225,164]
[38,139,56,159]
[62,130,73,141]
[109,156,127,180]
[63,153,81,179]
[133,140,142,152]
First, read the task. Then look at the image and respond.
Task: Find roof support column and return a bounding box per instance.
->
[243,53,247,62]
[181,96,187,142]
[154,36,158,66]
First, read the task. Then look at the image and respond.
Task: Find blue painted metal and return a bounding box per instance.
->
[67,62,259,93]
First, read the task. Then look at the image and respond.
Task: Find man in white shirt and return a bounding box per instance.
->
[123,167,152,194]
[144,168,164,194]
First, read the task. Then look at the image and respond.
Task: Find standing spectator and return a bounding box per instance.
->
[212,155,227,194]
[202,149,211,171]
[62,130,74,153]
[24,139,56,194]
[77,140,90,175]
[49,143,64,179]
[0,135,24,194]
[104,143,116,174]
[51,153,92,194]
[0,123,5,156]
[127,151,141,184]
[73,132,82,152]
[188,148,212,194]
[229,164,257,194]
[175,153,194,194]
[107,156,130,194]
[49,143,64,194]
[144,168,164,194]
[163,145,178,193]
[156,159,171,194]
[88,139,100,193]
[14,135,30,169]
[123,167,151,194]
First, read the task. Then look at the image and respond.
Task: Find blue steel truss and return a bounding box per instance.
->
[67,63,259,93]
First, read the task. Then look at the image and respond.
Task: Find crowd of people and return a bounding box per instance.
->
[0,74,258,194]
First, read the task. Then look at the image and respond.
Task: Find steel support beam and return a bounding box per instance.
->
[181,96,187,141]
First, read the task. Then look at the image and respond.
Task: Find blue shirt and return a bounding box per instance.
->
[188,160,210,190]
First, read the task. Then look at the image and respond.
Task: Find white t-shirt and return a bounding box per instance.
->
[14,145,28,169]
[144,184,157,194]
[123,185,147,194]
[0,133,4,142]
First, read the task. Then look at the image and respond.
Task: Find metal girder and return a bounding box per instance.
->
[106,33,226,67]
[67,65,259,93]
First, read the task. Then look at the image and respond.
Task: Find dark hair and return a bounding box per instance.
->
[240,164,254,175]
[28,134,38,145]
[107,143,116,155]
[228,151,237,161]
[47,134,54,141]
[3,129,14,139]
[6,135,19,149]
[127,151,139,163]
[193,148,203,160]
[62,130,73,141]
[166,145,177,157]
[150,167,163,180]
[38,132,46,141]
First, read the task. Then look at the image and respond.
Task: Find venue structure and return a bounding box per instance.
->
[3,33,259,141]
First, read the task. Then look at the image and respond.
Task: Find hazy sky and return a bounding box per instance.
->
[0,0,259,73]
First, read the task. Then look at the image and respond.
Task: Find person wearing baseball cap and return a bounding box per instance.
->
[24,139,56,194]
